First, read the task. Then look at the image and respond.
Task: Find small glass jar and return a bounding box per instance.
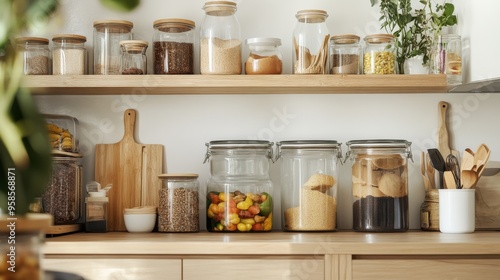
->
[204,140,274,232]
[420,189,439,231]
[245,37,283,75]
[153,18,195,74]
[200,1,242,74]
[93,20,133,74]
[52,34,87,75]
[329,34,362,74]
[120,40,148,75]
[157,174,200,232]
[363,34,397,74]
[16,37,50,75]
[85,195,108,232]
[293,10,330,74]
[431,34,462,85]
[276,140,342,232]
[346,139,412,232]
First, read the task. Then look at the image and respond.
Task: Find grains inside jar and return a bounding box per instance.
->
[153,41,194,74]
[200,38,242,74]
[158,187,199,232]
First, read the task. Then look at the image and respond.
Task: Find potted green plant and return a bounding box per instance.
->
[370,0,458,74]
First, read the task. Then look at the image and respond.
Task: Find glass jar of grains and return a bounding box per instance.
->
[93,20,133,74]
[153,18,195,74]
[200,1,242,74]
[158,174,200,233]
[16,37,50,75]
[329,34,362,74]
[363,34,397,74]
[293,10,330,74]
[245,37,283,74]
[120,40,148,75]
[52,34,87,75]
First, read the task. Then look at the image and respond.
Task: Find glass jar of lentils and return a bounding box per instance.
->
[158,174,200,232]
[153,18,195,74]
[16,37,50,75]
[363,34,397,74]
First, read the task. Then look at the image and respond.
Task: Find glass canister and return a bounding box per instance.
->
[15,37,50,75]
[93,20,133,74]
[276,140,342,232]
[52,34,86,75]
[158,174,200,232]
[153,18,195,74]
[200,1,242,74]
[245,37,283,74]
[431,34,462,85]
[346,139,412,232]
[85,195,108,232]
[120,40,148,75]
[204,140,274,232]
[329,34,362,74]
[363,34,397,74]
[293,10,330,74]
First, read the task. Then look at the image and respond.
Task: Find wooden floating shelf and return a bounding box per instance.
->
[24,74,448,95]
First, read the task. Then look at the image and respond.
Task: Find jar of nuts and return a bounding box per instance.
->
[346,139,413,232]
[363,34,397,74]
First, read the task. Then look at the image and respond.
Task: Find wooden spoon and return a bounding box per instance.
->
[462,149,475,171]
[474,144,491,177]
[461,170,478,189]
[444,171,457,189]
[421,151,431,190]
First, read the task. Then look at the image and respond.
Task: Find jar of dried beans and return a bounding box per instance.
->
[93,20,133,74]
[120,40,148,75]
[200,1,242,74]
[363,34,397,74]
[346,139,413,232]
[245,37,283,74]
[52,34,87,75]
[276,140,341,232]
[16,37,50,75]
[204,140,274,232]
[329,34,362,74]
[153,18,195,74]
[158,174,200,232]
[293,10,330,74]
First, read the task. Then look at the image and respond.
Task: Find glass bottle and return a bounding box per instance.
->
[346,139,413,232]
[276,140,342,232]
[245,37,283,74]
[293,10,330,74]
[93,20,133,74]
[85,195,108,232]
[329,34,362,74]
[204,140,274,232]
[120,40,148,75]
[363,34,397,74]
[52,34,87,75]
[431,34,462,85]
[200,1,242,74]
[153,18,195,74]
[15,37,50,75]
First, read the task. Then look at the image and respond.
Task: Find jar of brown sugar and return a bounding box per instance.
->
[245,37,282,74]
[329,34,361,74]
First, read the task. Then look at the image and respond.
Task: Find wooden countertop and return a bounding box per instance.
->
[43,230,500,256]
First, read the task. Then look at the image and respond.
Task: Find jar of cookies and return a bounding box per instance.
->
[346,139,412,232]
[276,140,341,232]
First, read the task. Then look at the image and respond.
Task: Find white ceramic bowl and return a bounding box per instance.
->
[123,213,156,233]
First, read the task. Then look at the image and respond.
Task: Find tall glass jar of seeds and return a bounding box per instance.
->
[363,34,397,74]
[93,20,133,74]
[52,34,87,75]
[329,34,362,74]
[346,139,412,232]
[204,140,274,232]
[276,140,342,232]
[153,18,195,74]
[158,174,200,232]
[16,37,50,75]
[293,10,330,74]
[120,40,148,75]
[200,1,242,74]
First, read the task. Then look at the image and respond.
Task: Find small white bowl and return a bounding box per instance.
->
[123,213,156,233]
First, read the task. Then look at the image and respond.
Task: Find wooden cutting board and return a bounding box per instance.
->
[95,109,164,231]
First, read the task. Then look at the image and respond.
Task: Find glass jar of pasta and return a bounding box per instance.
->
[363,34,397,74]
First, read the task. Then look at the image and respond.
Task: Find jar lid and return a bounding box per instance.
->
[330,34,360,44]
[93,19,134,32]
[345,139,413,161]
[15,37,49,45]
[276,140,340,149]
[120,40,148,52]
[206,140,273,149]
[364,34,394,43]
[86,196,109,203]
[245,37,282,47]
[52,34,87,43]
[158,173,199,180]
[295,9,328,23]
[153,18,195,32]
[203,1,237,16]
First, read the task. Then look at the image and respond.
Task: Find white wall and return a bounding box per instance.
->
[33,0,500,230]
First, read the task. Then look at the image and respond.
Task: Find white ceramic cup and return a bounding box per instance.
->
[439,189,475,233]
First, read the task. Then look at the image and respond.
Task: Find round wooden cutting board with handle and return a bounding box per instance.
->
[94,109,164,231]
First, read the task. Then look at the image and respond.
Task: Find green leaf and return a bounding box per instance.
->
[100,0,140,12]
[444,3,455,16]
[370,0,377,7]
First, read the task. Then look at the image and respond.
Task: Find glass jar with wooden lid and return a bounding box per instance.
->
[329,34,362,74]
[93,19,133,74]
[52,34,87,75]
[120,40,148,75]
[363,34,397,74]
[15,37,50,75]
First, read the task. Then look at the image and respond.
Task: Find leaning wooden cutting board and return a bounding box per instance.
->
[95,109,164,231]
